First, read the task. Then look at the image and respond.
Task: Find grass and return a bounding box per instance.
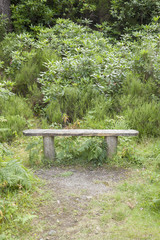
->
[0,178,53,240]
[58,171,74,177]
[0,190,37,239]
[64,169,160,239]
[84,184,160,239]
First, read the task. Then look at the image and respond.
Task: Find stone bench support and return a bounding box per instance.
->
[23,129,139,160]
[43,136,55,160]
[105,136,118,158]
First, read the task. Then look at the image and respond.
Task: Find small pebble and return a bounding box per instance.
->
[48,230,56,236]
[86,196,93,199]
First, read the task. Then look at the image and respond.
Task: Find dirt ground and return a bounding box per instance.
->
[32,167,129,240]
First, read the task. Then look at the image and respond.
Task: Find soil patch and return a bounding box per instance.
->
[32,167,129,240]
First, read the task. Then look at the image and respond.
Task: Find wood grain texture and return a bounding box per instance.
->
[23,129,139,137]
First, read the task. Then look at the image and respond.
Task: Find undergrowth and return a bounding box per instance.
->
[0,143,38,239]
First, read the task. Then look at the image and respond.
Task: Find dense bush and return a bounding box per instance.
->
[10,0,97,32]
[0,144,36,229]
[109,0,160,35]
[0,158,34,191]
[0,15,9,42]
[11,0,54,32]
[56,137,107,166]
[1,19,160,137]
[10,0,160,36]
[44,85,111,124]
[124,99,160,137]
[0,94,33,141]
[37,19,131,121]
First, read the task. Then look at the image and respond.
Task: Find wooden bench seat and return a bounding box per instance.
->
[23,129,139,160]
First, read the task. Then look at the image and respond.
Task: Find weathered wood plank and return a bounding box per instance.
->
[23,129,139,137]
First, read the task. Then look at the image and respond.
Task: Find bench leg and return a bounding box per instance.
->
[43,136,55,160]
[105,136,118,158]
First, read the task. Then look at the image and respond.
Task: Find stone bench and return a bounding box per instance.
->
[23,129,139,160]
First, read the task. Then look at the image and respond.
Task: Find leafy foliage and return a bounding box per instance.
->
[0,15,9,42]
[38,19,129,95]
[110,0,160,34]
[9,0,160,36]
[0,143,35,191]
[11,0,54,32]
[0,159,33,191]
[0,95,33,141]
[1,19,160,137]
[0,143,36,236]
[56,137,107,166]
[124,100,160,137]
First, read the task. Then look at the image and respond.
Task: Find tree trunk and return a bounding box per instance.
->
[0,0,11,19]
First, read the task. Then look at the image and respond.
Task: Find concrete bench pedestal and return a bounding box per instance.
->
[43,136,55,160]
[105,136,118,158]
[23,129,139,160]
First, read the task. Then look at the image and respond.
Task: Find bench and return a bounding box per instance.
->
[23,129,139,160]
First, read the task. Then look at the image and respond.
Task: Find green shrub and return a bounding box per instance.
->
[0,115,27,141]
[118,70,160,137]
[11,0,54,32]
[1,32,34,72]
[109,0,160,36]
[0,80,14,100]
[124,100,160,137]
[45,100,62,124]
[14,58,41,95]
[38,19,130,97]
[0,95,33,119]
[0,95,33,141]
[25,138,43,167]
[10,0,160,36]
[0,145,36,229]
[56,137,107,166]
[0,158,34,191]
[27,83,44,115]
[44,85,111,125]
[122,73,159,101]
[0,15,9,42]
[13,48,58,96]
[0,143,35,190]
[77,138,107,166]
[10,0,97,32]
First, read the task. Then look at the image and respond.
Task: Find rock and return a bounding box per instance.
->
[48,230,56,236]
[86,196,93,200]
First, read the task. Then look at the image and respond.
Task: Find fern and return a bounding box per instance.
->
[0,159,35,191]
[56,137,107,166]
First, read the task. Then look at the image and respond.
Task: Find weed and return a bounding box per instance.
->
[55,137,107,167]
[58,171,74,177]
[25,138,43,168]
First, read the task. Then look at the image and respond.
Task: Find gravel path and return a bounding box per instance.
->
[36,167,127,196]
[32,167,129,240]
